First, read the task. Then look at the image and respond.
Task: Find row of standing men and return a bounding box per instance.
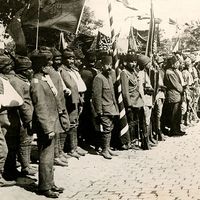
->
[0,47,199,198]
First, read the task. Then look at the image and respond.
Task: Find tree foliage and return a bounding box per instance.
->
[0,0,29,25]
[181,21,200,51]
[78,6,103,36]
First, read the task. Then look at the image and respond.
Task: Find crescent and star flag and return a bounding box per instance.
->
[21,0,85,33]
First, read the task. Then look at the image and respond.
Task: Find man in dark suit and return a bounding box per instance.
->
[30,49,69,198]
[164,55,184,136]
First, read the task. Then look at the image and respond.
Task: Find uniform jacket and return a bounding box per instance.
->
[92,73,119,116]
[59,65,80,104]
[164,68,183,103]
[30,73,68,135]
[8,74,33,127]
[80,67,98,102]
[4,73,30,129]
[120,69,144,108]
[138,70,153,107]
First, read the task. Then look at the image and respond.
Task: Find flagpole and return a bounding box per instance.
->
[145,0,152,56]
[75,0,86,35]
[106,0,129,139]
[35,0,40,50]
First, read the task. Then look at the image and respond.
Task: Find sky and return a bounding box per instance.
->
[85,0,200,39]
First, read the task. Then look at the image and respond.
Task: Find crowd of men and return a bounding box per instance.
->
[0,46,199,198]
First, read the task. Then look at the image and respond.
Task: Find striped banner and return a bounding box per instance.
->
[107,0,129,143]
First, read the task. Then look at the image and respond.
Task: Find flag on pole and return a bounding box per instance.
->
[116,0,138,10]
[96,31,112,51]
[7,17,27,55]
[128,26,138,52]
[172,38,180,53]
[169,18,176,25]
[145,0,155,57]
[21,0,86,33]
[59,32,68,51]
[107,0,130,145]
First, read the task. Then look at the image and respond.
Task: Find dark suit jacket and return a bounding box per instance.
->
[164,68,183,103]
[30,73,67,135]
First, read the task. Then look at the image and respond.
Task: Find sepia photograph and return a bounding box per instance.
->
[0,0,200,199]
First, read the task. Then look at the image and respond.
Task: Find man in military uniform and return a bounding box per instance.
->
[60,49,87,159]
[92,55,119,159]
[120,54,143,150]
[7,55,36,176]
[0,53,16,186]
[30,50,69,198]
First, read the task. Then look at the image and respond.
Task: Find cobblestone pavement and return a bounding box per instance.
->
[2,123,200,200]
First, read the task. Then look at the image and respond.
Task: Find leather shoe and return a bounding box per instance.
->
[21,166,37,176]
[101,150,112,159]
[54,158,68,167]
[77,146,88,155]
[121,144,129,150]
[149,141,157,147]
[108,148,118,156]
[38,190,59,198]
[51,185,64,193]
[0,177,16,187]
[59,156,69,164]
[68,150,80,159]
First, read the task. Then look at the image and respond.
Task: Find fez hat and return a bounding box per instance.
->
[101,55,112,65]
[166,55,179,67]
[0,54,13,69]
[62,49,75,59]
[86,50,96,62]
[15,55,32,72]
[137,54,151,67]
[30,49,53,70]
[51,48,62,58]
[126,53,137,62]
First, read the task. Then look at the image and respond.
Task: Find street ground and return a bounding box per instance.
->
[1,122,200,200]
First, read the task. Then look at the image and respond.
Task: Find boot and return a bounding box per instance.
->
[101,134,112,159]
[67,129,80,159]
[141,123,151,150]
[19,145,36,175]
[157,130,165,141]
[73,131,87,156]
[107,134,118,156]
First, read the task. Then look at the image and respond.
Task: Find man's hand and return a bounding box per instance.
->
[64,88,71,96]
[96,113,103,124]
[48,132,55,140]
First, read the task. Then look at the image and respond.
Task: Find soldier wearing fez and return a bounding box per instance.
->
[30,49,69,198]
[0,54,35,180]
[0,54,17,186]
[92,55,119,159]
[8,55,36,176]
[59,48,87,159]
